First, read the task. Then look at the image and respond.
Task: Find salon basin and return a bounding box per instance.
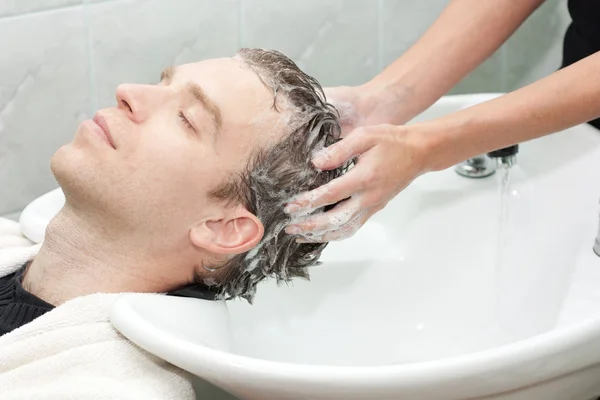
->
[21,94,600,400]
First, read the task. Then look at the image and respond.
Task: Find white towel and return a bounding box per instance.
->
[0,217,195,399]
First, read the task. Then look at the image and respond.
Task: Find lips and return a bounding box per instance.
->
[93,113,116,149]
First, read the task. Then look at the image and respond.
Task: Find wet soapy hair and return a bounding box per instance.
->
[198,48,352,303]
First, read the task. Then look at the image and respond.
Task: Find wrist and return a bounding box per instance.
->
[405,116,472,173]
[360,79,416,125]
[391,123,439,177]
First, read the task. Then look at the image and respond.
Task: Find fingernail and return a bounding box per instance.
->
[285,226,301,234]
[296,238,308,244]
[284,204,300,214]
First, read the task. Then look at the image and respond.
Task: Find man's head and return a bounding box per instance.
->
[51,48,349,302]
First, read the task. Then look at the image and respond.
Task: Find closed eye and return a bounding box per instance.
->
[178,111,194,131]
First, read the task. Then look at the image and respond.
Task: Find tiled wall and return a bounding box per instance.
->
[0,0,571,216]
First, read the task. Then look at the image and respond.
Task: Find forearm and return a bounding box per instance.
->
[417,51,600,172]
[365,0,544,124]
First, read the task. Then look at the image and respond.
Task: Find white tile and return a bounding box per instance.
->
[0,6,90,214]
[0,0,81,18]
[88,0,240,109]
[244,0,379,87]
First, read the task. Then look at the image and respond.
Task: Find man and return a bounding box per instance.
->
[0,48,348,398]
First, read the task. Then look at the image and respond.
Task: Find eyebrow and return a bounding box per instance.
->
[186,82,223,131]
[160,66,223,132]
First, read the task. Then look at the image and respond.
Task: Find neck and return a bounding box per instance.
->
[22,205,194,306]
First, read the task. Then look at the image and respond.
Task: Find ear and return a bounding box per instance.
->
[189,206,264,256]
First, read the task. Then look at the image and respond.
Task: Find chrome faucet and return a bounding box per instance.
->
[455,154,496,178]
[456,145,600,257]
[455,145,519,178]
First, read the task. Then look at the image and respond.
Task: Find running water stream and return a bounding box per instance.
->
[494,162,514,328]
[496,163,513,275]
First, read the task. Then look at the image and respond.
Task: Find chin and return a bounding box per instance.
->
[50,144,139,231]
[51,142,81,180]
[50,144,103,209]
[50,145,74,184]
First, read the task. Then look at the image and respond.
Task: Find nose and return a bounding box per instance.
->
[115,83,167,123]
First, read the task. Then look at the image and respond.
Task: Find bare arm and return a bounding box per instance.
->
[416,51,600,172]
[356,0,545,125]
[287,52,600,242]
[286,0,599,242]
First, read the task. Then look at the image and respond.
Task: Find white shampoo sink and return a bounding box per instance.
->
[21,94,600,400]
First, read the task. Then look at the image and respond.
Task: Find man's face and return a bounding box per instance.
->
[52,58,284,251]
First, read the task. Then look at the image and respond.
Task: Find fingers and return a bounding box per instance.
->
[285,128,379,213]
[312,127,374,170]
[284,166,367,213]
[286,197,362,234]
[294,207,379,243]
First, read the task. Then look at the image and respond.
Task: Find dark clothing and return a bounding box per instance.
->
[0,265,55,337]
[0,258,219,337]
[562,0,600,129]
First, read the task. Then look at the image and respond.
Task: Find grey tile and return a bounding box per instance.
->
[1,211,21,222]
[0,0,81,18]
[0,6,90,215]
[244,0,379,87]
[88,0,239,109]
[382,0,505,95]
[381,0,449,68]
[505,0,571,90]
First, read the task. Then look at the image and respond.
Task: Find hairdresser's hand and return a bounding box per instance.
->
[284,124,428,242]
[323,86,371,136]
[324,84,412,137]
